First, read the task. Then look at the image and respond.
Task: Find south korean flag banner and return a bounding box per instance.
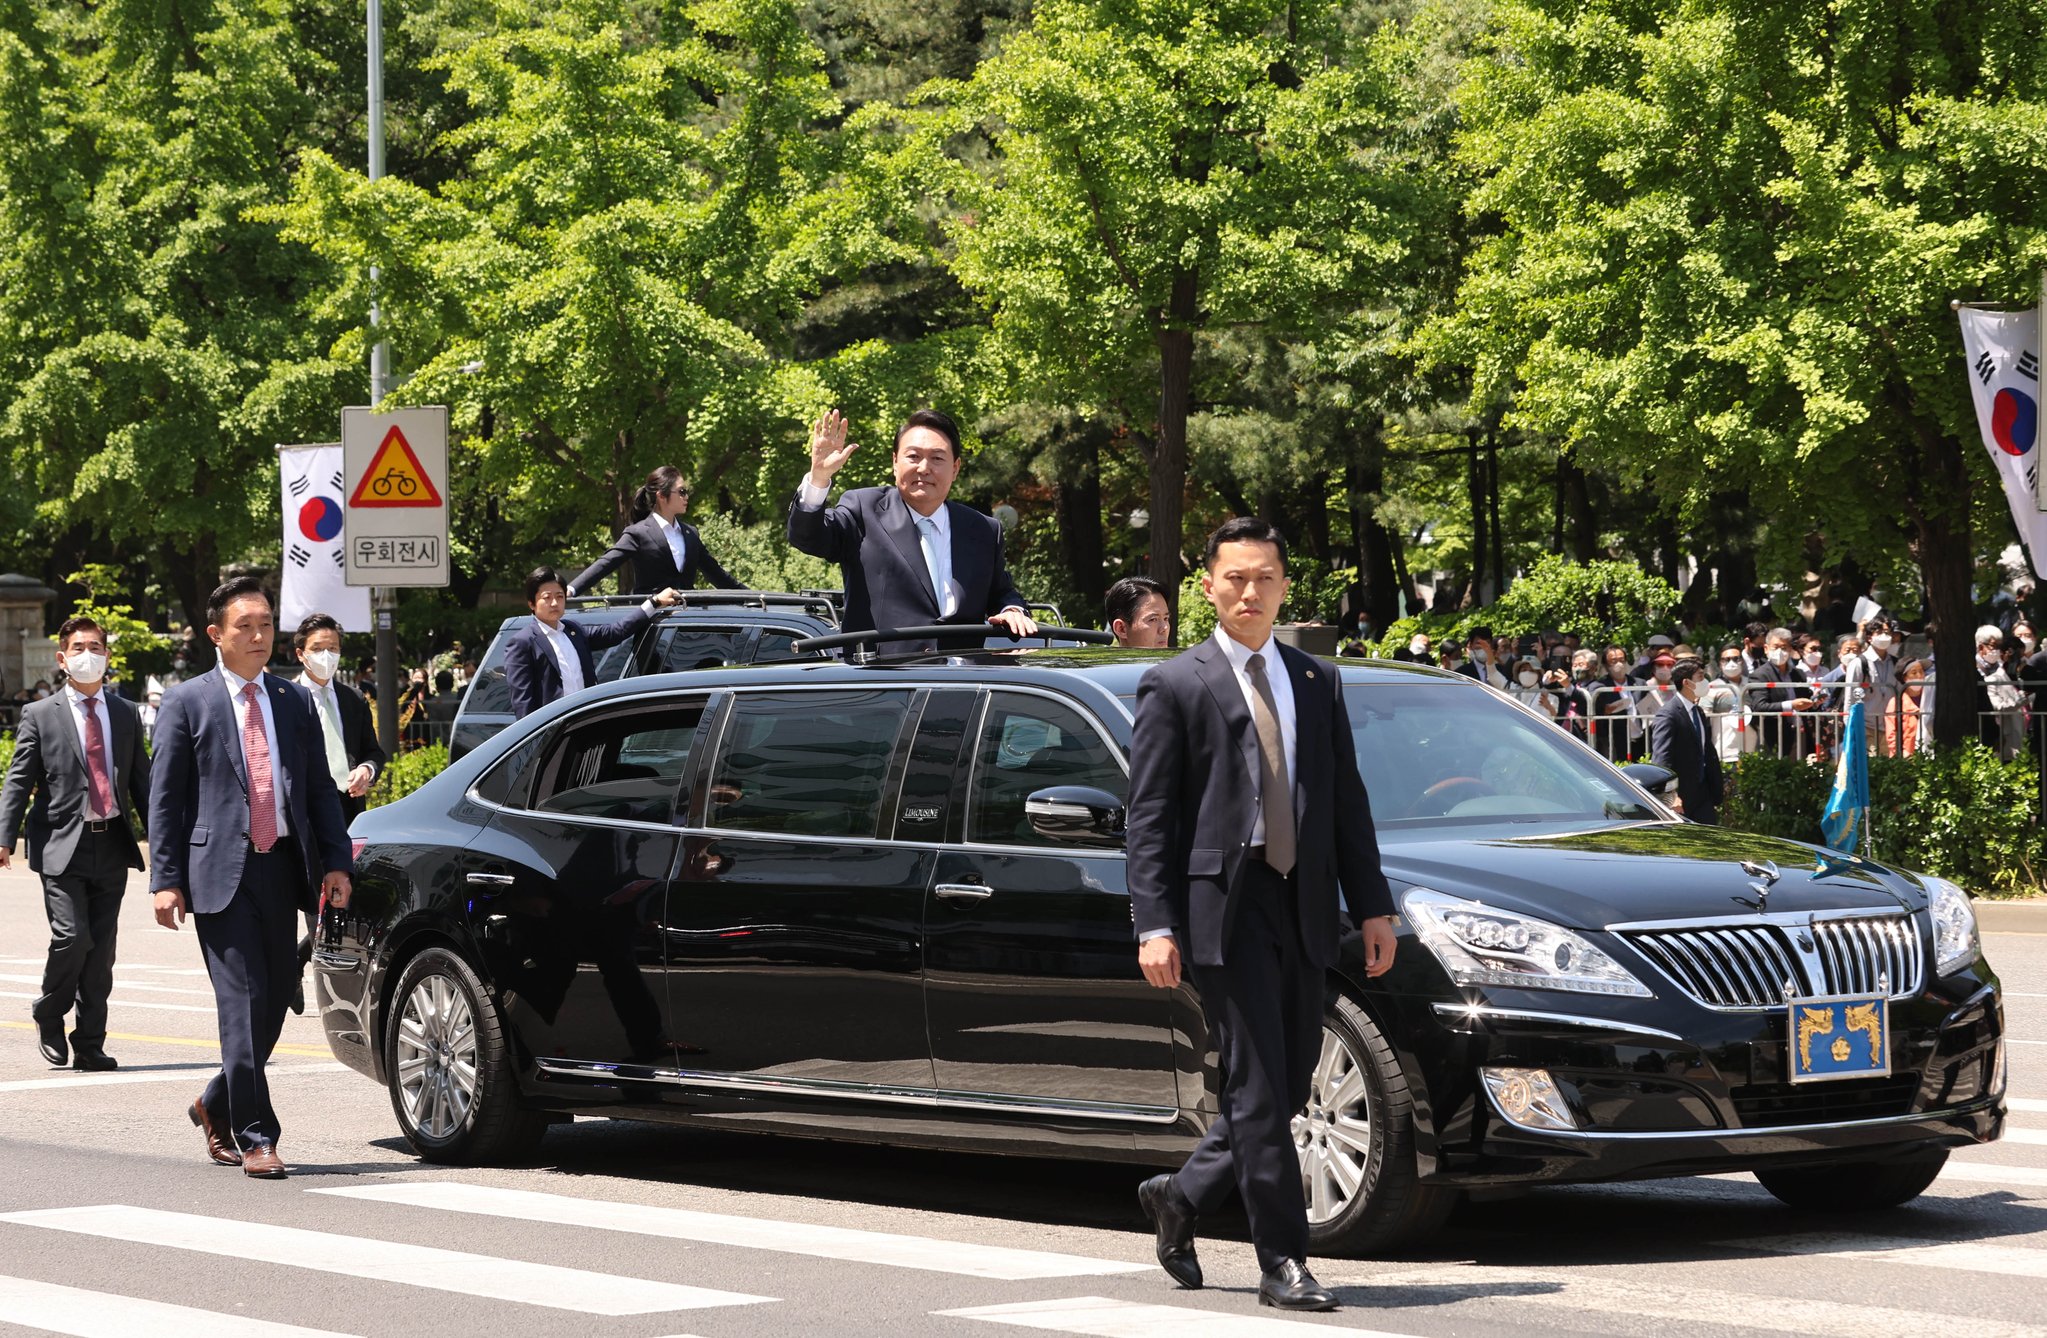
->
[279,443,371,631]
[1958,306,2047,579]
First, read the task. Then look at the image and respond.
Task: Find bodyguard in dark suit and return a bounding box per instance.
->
[568,465,742,596]
[1650,657,1724,824]
[1126,518,1397,1313]
[503,566,681,719]
[0,615,151,1070]
[291,614,383,823]
[149,577,353,1178]
[788,408,1037,650]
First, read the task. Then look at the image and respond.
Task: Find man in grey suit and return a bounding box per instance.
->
[0,615,152,1070]
[150,577,352,1178]
[788,408,1037,651]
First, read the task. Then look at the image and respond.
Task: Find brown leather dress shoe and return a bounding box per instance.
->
[240,1144,287,1179]
[188,1098,242,1166]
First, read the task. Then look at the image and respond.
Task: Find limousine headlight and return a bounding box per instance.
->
[1403,889,1652,997]
[1926,875,1980,977]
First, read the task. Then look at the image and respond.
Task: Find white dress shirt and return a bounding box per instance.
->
[1213,625,1298,844]
[663,518,688,572]
[219,662,290,838]
[794,479,968,615]
[536,620,585,698]
[298,673,376,785]
[62,682,118,817]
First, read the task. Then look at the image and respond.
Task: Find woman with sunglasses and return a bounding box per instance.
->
[568,465,744,597]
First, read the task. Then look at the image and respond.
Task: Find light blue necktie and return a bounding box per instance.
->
[914,515,954,616]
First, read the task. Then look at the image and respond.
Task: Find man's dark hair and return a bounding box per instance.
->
[56,615,105,649]
[1104,575,1166,628]
[206,575,270,629]
[894,408,962,459]
[524,566,565,602]
[1669,656,1706,689]
[434,668,455,692]
[1468,625,1494,642]
[1201,516,1289,570]
[1743,621,1769,644]
[294,612,343,652]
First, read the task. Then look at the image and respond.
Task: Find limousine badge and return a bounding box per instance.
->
[1739,858,1780,911]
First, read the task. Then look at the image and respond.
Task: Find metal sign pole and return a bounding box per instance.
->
[367,0,398,756]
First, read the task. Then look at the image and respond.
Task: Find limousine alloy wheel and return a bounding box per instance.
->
[1298,994,1455,1255]
[386,948,547,1164]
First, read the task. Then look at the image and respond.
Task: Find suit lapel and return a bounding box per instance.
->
[878,490,941,616]
[1278,643,1322,824]
[637,515,679,587]
[202,670,249,793]
[263,674,295,804]
[944,503,990,616]
[44,694,85,775]
[1192,639,1261,783]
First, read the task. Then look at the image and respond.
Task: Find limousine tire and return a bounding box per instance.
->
[386,947,547,1164]
[1753,1149,1948,1212]
[1301,992,1456,1256]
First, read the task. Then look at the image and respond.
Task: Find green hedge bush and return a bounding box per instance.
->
[368,743,449,809]
[1724,746,2042,897]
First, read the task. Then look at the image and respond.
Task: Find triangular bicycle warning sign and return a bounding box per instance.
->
[348,425,444,508]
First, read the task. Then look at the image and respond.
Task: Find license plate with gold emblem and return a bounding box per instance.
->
[1787,994,1890,1083]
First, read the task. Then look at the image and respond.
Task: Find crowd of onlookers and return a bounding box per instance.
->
[1325,615,2045,766]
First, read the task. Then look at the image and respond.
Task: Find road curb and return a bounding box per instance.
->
[1978,897,2047,932]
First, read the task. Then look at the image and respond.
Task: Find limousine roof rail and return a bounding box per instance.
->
[565,590,842,620]
[790,622,1115,660]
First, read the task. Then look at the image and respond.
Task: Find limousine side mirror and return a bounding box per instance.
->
[1024,786,1126,847]
[1620,762,1678,797]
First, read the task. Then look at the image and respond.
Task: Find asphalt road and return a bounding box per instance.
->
[0,866,2043,1338]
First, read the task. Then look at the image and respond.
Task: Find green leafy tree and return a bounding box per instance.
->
[1426,0,2047,746]
[66,564,174,686]
[913,0,1415,612]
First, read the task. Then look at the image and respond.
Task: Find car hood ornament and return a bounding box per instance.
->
[1739,859,1781,911]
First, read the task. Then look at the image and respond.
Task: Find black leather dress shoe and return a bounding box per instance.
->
[1259,1259,1337,1311]
[35,1019,66,1067]
[1137,1174,1202,1289]
[72,1048,117,1072]
[289,976,306,1016]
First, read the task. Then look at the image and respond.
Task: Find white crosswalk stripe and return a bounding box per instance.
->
[314,1181,1151,1280]
[0,1063,341,1095]
[1743,1232,2047,1279]
[938,1296,1420,1336]
[0,1273,360,1338]
[0,971,215,998]
[0,1204,776,1316]
[0,987,215,1014]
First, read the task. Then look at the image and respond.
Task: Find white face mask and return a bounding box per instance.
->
[1516,670,1539,687]
[1803,651,1823,668]
[304,649,341,681]
[1409,637,1428,656]
[1472,648,1489,665]
[1653,665,1672,683]
[63,650,107,683]
[2022,636,2037,652]
[1720,661,1743,679]
[1871,635,1893,652]
[1768,647,1790,667]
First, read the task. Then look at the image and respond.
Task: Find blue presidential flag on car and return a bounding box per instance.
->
[1819,700,1868,852]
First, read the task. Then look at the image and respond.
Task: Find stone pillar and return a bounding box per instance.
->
[0,573,57,706]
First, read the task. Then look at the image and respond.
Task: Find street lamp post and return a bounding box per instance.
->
[368,0,398,755]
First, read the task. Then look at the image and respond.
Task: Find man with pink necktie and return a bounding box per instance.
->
[147,577,351,1179]
[0,615,153,1071]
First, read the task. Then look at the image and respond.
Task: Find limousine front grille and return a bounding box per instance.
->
[1622,915,1923,1010]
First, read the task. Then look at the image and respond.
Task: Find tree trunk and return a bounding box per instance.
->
[1299,469,1332,563]
[1055,432,1106,622]
[1487,436,1506,597]
[1463,429,1488,606]
[1351,447,1399,630]
[1150,268,1198,615]
[1558,451,1597,560]
[164,533,221,633]
[1895,400,1977,749]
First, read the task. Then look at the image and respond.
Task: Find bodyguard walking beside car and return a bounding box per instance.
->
[1125,517,1398,1312]
[0,615,151,1071]
[148,577,353,1178]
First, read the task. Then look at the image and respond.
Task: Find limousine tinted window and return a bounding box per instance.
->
[967,693,1125,847]
[648,625,751,673]
[707,690,913,838]
[531,701,706,823]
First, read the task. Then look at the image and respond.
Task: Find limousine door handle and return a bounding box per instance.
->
[465,872,516,888]
[933,883,994,904]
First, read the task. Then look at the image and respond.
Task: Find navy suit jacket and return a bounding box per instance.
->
[0,691,151,875]
[570,515,740,596]
[1650,691,1724,823]
[147,668,353,916]
[786,485,1025,648]
[1125,638,1394,969]
[502,608,651,720]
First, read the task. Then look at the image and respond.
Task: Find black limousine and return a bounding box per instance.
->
[315,652,2005,1253]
